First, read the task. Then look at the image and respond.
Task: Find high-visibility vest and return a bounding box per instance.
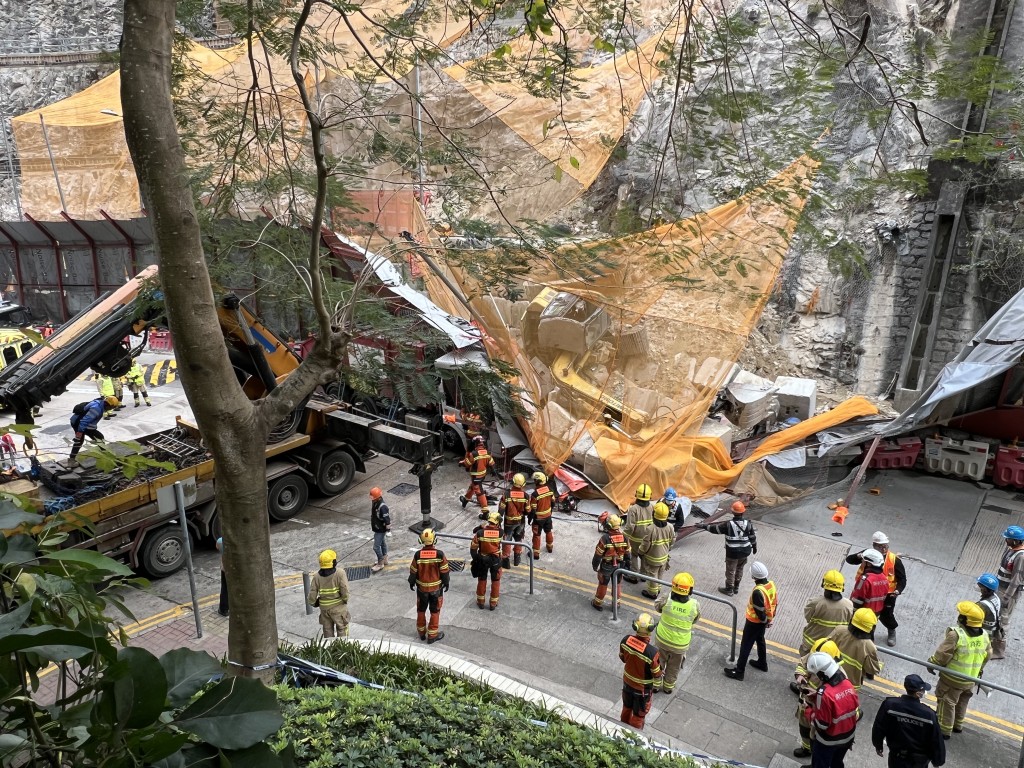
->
[620,634,661,689]
[501,489,529,523]
[531,484,554,519]
[468,449,492,478]
[998,546,1024,585]
[978,596,1001,634]
[724,518,754,555]
[656,597,699,652]
[410,547,449,592]
[810,678,860,745]
[856,550,898,593]
[746,581,777,623]
[852,572,889,615]
[473,524,502,557]
[942,626,988,683]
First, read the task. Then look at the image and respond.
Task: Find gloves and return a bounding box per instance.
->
[443,583,450,592]
[752,547,758,555]
[927,667,936,675]
[409,583,415,591]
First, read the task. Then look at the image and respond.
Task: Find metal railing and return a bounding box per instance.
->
[610,568,738,663]
[435,532,535,595]
[877,646,1024,768]
[0,36,120,55]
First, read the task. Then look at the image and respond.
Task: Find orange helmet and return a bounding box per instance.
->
[731,501,746,514]
[370,487,383,500]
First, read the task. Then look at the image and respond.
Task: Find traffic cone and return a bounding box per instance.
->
[832,505,849,525]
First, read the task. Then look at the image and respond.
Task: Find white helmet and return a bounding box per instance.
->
[806,651,840,679]
[861,549,885,567]
[871,531,889,545]
[750,561,769,579]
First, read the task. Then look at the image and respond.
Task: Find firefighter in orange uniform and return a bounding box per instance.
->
[529,471,555,559]
[460,435,494,512]
[619,613,662,729]
[592,513,631,611]
[471,510,503,610]
[500,473,529,568]
[408,528,450,644]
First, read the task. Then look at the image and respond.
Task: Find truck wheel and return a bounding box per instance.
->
[268,473,309,522]
[442,426,465,454]
[316,451,356,496]
[140,525,188,578]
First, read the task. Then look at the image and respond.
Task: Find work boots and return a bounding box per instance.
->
[371,559,385,573]
[718,586,734,596]
[134,397,141,407]
[513,553,522,567]
[886,629,897,647]
[145,397,152,406]
[991,637,1006,660]
[502,557,511,569]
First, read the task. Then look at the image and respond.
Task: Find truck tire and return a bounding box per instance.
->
[140,525,188,578]
[268,473,309,521]
[316,450,356,496]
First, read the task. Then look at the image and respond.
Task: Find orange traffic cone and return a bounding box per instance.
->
[832,505,849,525]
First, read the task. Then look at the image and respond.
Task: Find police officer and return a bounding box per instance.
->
[977,572,1004,660]
[928,601,991,739]
[653,573,700,694]
[698,501,755,595]
[871,674,946,767]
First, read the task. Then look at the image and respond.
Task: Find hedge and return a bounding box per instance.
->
[271,683,703,768]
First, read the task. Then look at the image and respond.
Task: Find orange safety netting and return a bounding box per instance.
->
[430,154,878,509]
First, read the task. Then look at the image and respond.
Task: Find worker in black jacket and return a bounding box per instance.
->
[871,674,946,767]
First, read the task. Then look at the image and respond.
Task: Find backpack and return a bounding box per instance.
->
[73,401,90,416]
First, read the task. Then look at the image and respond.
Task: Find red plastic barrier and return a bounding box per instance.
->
[148,330,173,353]
[866,437,922,470]
[994,445,1024,488]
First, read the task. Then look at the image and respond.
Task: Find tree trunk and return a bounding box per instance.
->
[120,0,279,679]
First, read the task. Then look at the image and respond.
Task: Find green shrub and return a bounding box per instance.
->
[271,684,703,768]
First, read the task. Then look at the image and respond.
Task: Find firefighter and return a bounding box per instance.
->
[792,638,844,759]
[800,570,855,654]
[724,561,776,680]
[697,501,755,595]
[499,473,529,568]
[804,651,861,767]
[623,484,654,583]
[459,435,494,512]
[618,612,662,729]
[653,572,700,694]
[470,510,503,610]
[660,487,691,534]
[977,572,1004,660]
[408,528,450,644]
[96,374,123,418]
[827,608,882,690]
[369,487,391,573]
[68,396,119,465]
[123,360,152,407]
[996,525,1024,627]
[529,471,555,559]
[846,531,907,647]
[592,513,630,611]
[928,601,991,739]
[872,674,946,768]
[307,549,350,638]
[851,548,890,627]
[639,502,674,599]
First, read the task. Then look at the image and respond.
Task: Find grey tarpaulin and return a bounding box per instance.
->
[819,288,1024,455]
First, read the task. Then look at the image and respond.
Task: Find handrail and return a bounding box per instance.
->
[877,646,1024,768]
[435,532,535,595]
[610,568,737,662]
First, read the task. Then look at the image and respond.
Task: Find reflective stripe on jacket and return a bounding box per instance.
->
[978,596,1001,634]
[409,546,450,592]
[998,546,1024,589]
[745,581,777,623]
[500,489,529,523]
[625,502,653,544]
[941,626,988,684]
[638,521,673,565]
[309,568,349,608]
[851,572,889,615]
[593,530,629,571]
[531,484,554,519]
[619,633,662,689]
[471,524,502,557]
[810,677,860,746]
[655,596,700,652]
[802,596,855,648]
[856,550,899,593]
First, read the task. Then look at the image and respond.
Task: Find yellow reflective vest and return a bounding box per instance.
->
[655,596,700,652]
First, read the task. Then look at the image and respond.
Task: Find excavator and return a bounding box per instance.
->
[0,265,441,577]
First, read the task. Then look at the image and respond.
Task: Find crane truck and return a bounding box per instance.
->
[0,265,441,577]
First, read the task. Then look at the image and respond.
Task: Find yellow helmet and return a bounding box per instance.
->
[811,638,842,661]
[957,600,985,628]
[104,396,120,408]
[486,510,501,525]
[851,607,878,633]
[512,473,526,488]
[822,569,845,593]
[671,572,694,595]
[420,528,436,546]
[632,612,657,636]
[318,549,337,569]
[653,502,671,521]
[635,483,652,502]
[532,471,547,485]
[608,514,622,529]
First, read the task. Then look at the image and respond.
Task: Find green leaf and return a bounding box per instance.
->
[568,156,580,170]
[0,506,41,529]
[16,326,45,346]
[0,600,31,634]
[0,534,37,565]
[137,730,189,763]
[0,626,113,662]
[552,165,563,182]
[174,677,283,750]
[43,549,133,575]
[221,742,283,767]
[0,733,29,761]
[113,647,168,729]
[160,648,223,707]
